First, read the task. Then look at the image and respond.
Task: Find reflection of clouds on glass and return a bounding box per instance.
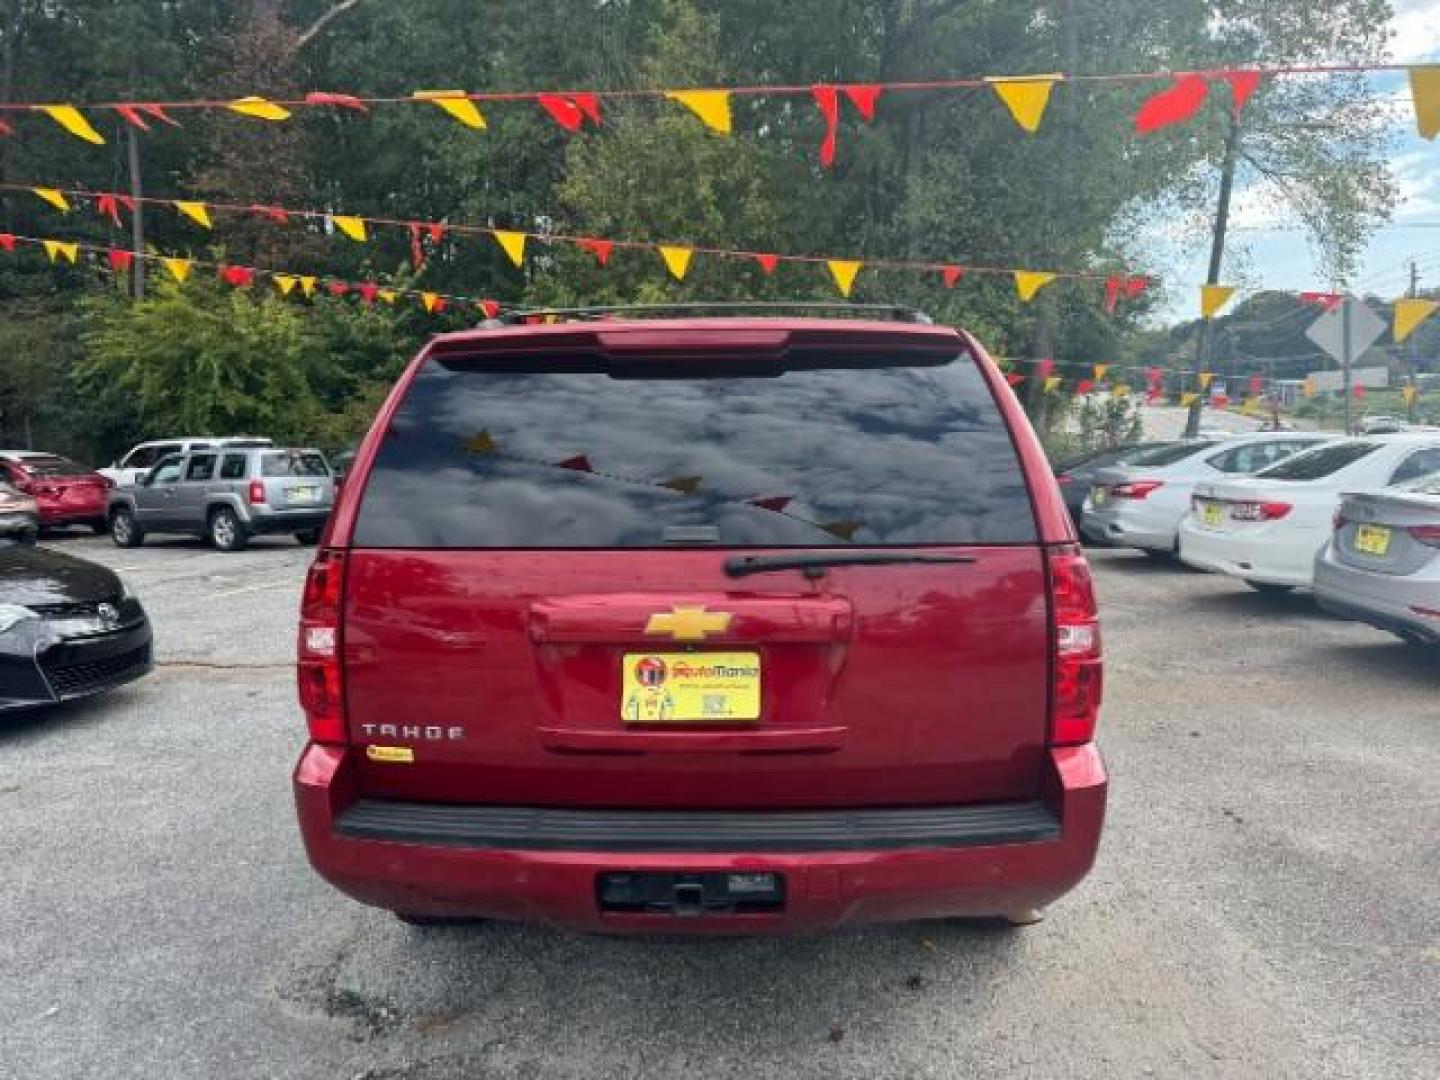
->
[359,357,1036,548]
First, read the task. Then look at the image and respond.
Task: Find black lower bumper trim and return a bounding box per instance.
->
[334,799,1060,853]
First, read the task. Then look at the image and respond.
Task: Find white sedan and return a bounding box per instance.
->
[1179,433,1440,592]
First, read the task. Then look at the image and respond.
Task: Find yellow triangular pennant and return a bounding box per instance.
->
[174,201,212,229]
[422,291,441,313]
[1199,372,1215,391]
[985,75,1063,133]
[228,96,292,121]
[32,187,70,212]
[163,257,192,282]
[1201,284,1236,319]
[1241,396,1260,415]
[412,91,487,130]
[1044,376,1062,394]
[1394,298,1439,343]
[1180,392,1199,407]
[827,259,862,298]
[665,90,732,135]
[1112,384,1130,398]
[1014,271,1056,301]
[493,230,527,267]
[299,275,317,297]
[38,104,105,145]
[1409,65,1440,140]
[659,245,693,281]
[377,289,398,304]
[273,274,297,296]
[1301,377,1316,398]
[1403,385,1419,406]
[333,215,367,242]
[42,240,79,264]
[1093,364,1109,381]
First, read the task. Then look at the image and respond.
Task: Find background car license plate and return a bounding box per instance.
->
[1354,524,1392,556]
[1202,503,1224,527]
[1092,486,1110,507]
[288,485,320,504]
[621,652,760,723]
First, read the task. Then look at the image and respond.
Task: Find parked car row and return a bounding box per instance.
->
[1077,431,1440,649]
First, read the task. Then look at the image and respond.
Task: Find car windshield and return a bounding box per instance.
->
[261,452,329,477]
[13,455,91,477]
[1256,442,1379,481]
[1123,441,1211,467]
[354,350,1039,548]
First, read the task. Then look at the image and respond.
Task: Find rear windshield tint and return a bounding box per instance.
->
[1394,472,1440,495]
[1124,441,1211,467]
[1256,442,1378,480]
[261,452,329,477]
[353,351,1038,548]
[12,455,91,477]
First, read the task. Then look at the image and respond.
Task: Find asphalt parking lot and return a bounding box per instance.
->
[2,534,1437,1079]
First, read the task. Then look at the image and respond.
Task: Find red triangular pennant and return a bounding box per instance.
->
[428,222,445,244]
[96,193,122,225]
[1035,358,1056,379]
[0,233,15,252]
[480,299,501,319]
[812,84,841,168]
[572,93,602,126]
[578,238,613,266]
[1075,378,1095,395]
[1353,384,1367,399]
[327,281,350,297]
[941,265,965,289]
[1125,275,1149,298]
[1248,374,1263,395]
[1104,274,1122,314]
[843,84,882,121]
[0,118,13,137]
[754,253,779,274]
[1134,73,1210,134]
[106,248,134,272]
[537,94,586,132]
[557,454,593,473]
[250,205,290,225]
[1216,70,1261,117]
[1147,366,1163,388]
[749,496,792,512]
[1212,393,1230,409]
[220,265,254,288]
[358,283,379,305]
[1006,372,1027,387]
[1300,291,1343,312]
[304,91,369,112]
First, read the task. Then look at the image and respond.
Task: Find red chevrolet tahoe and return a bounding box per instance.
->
[293,310,1107,932]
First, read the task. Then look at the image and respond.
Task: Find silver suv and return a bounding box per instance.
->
[108,446,334,551]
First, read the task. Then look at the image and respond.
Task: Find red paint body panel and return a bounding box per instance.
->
[296,317,1108,930]
[2,461,109,525]
[294,742,1106,932]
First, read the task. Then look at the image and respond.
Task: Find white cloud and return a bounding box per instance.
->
[1389,0,1440,63]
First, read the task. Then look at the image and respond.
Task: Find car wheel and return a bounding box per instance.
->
[1245,580,1294,595]
[209,507,248,552]
[295,528,322,546]
[89,518,110,535]
[110,508,144,548]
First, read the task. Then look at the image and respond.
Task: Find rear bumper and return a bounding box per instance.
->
[1178,520,1316,588]
[1081,506,1176,551]
[293,743,1107,933]
[242,508,330,534]
[1314,550,1440,644]
[38,498,107,525]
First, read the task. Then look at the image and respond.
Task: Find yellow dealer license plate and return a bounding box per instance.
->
[1354,524,1392,557]
[1092,485,1110,507]
[621,652,761,724]
[1202,502,1224,527]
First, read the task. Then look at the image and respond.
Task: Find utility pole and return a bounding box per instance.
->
[1185,116,1241,438]
[1406,259,1420,422]
[126,124,145,299]
[1341,297,1354,434]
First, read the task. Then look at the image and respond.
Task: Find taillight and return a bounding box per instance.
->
[1048,545,1102,747]
[1410,524,1440,548]
[1232,501,1292,522]
[248,479,266,505]
[1111,480,1163,500]
[1333,510,1347,532]
[298,550,347,745]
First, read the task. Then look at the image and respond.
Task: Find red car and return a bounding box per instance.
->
[0,452,112,533]
[293,309,1107,933]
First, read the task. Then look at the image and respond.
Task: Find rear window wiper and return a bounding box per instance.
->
[724,552,976,579]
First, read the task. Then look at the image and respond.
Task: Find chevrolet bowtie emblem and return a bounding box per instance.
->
[644,605,733,643]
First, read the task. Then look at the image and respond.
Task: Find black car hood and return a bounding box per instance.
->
[0,543,121,607]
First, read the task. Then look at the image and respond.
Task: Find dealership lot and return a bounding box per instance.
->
[1,536,1437,1079]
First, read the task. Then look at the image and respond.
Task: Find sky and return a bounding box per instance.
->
[1147,0,1440,323]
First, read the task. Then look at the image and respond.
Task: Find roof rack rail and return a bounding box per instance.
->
[486,302,934,327]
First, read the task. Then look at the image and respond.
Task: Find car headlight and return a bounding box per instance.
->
[0,603,38,635]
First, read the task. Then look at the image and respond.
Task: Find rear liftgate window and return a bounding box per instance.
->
[353,351,1038,548]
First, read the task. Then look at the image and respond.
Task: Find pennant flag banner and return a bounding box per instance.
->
[163,257,192,282]
[412,90,487,130]
[1045,376,1063,393]
[986,75,1061,133]
[1394,298,1439,343]
[666,90,731,135]
[1180,392,1199,407]
[107,248,134,272]
[1404,385,1419,406]
[174,200,212,229]
[273,274,297,296]
[1093,364,1109,381]
[32,187,70,212]
[228,96,291,121]
[494,230,527,267]
[941,265,964,289]
[659,245,694,281]
[1015,271,1056,302]
[1411,65,1440,140]
[1199,372,1215,391]
[332,215,367,242]
[1201,284,1237,319]
[1134,73,1211,134]
[828,259,862,297]
[38,104,105,145]
[42,239,78,263]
